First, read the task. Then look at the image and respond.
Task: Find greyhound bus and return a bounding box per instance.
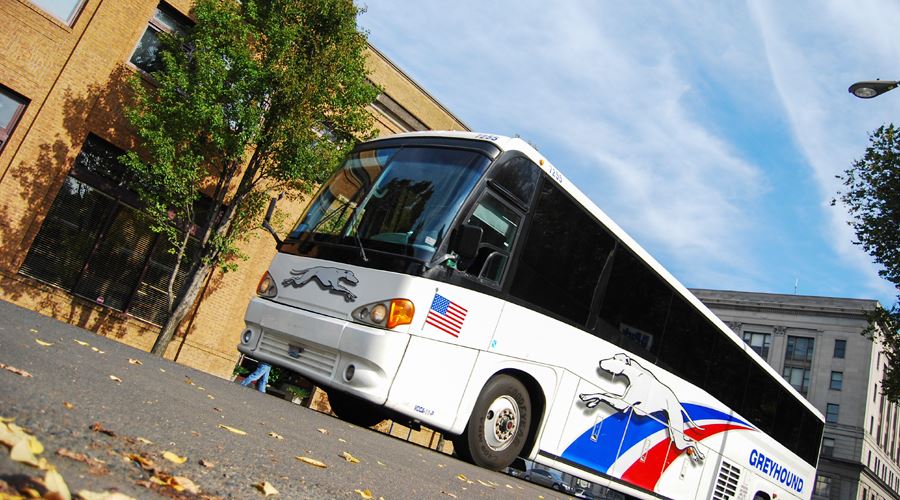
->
[238,131,824,500]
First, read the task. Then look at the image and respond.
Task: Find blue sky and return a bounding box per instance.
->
[359,2,900,307]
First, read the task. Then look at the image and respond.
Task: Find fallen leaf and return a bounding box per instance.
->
[76,490,136,500]
[29,328,38,333]
[63,402,75,410]
[10,439,40,466]
[22,486,42,498]
[57,449,108,475]
[159,368,165,372]
[338,438,347,443]
[316,428,329,435]
[218,424,246,435]
[35,339,54,346]
[199,459,215,468]
[74,340,90,346]
[0,416,14,423]
[376,461,386,466]
[254,481,278,496]
[184,377,195,386]
[268,432,284,440]
[127,359,142,365]
[295,456,327,468]
[45,467,71,500]
[340,451,360,464]
[441,493,458,498]
[162,451,187,464]
[456,474,468,482]
[108,375,122,383]
[505,484,513,489]
[0,363,33,377]
[477,480,494,488]
[89,423,116,437]
[28,435,44,455]
[136,437,153,445]
[354,489,373,499]
[170,476,199,495]
[128,454,154,470]
[207,394,215,400]
[437,463,446,468]
[197,387,205,391]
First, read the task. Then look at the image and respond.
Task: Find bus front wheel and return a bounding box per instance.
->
[455,374,531,470]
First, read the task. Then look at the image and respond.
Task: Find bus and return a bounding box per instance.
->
[238,131,824,500]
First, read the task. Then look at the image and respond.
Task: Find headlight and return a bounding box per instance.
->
[352,299,415,329]
[256,272,277,298]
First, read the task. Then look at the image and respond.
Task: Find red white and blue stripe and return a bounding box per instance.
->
[562,404,754,492]
[425,293,467,337]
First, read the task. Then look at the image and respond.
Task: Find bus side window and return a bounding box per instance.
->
[460,194,521,284]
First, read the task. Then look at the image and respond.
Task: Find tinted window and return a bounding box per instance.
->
[488,156,540,207]
[509,180,616,326]
[594,246,672,363]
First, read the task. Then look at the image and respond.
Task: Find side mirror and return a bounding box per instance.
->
[262,193,283,245]
[453,224,482,261]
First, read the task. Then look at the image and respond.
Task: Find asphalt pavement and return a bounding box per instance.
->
[0,299,571,499]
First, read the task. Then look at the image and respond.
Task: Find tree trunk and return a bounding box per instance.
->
[150,261,214,356]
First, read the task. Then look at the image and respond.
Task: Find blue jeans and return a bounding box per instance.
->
[241,363,271,393]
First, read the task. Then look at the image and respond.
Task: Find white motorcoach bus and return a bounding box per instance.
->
[239,131,824,500]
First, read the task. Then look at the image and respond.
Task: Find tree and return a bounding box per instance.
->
[835,123,900,401]
[121,0,378,356]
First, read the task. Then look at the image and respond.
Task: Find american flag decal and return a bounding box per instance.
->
[425,293,467,337]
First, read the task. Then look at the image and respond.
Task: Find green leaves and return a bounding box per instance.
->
[838,123,900,402]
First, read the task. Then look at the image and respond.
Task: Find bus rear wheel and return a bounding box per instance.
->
[455,374,531,470]
[326,390,385,428]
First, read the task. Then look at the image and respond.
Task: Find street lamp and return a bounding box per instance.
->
[849,80,898,99]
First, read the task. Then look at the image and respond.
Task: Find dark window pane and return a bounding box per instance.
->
[129,236,200,325]
[460,194,520,283]
[129,5,190,73]
[19,178,114,289]
[740,362,782,435]
[0,86,27,149]
[510,180,616,326]
[72,206,156,310]
[594,247,672,363]
[834,339,846,358]
[488,156,540,207]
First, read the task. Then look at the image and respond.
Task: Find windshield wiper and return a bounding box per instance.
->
[354,232,368,262]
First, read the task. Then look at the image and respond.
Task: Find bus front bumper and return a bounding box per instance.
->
[237,298,410,404]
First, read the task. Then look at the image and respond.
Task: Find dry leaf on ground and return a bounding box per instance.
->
[77,490,136,500]
[339,452,360,464]
[207,394,215,400]
[295,456,327,468]
[477,480,495,488]
[34,339,53,347]
[267,432,284,440]
[29,328,38,333]
[354,489,373,499]
[89,423,116,437]
[162,451,187,464]
[441,493,458,498]
[316,428,329,435]
[170,476,199,495]
[199,459,215,468]
[74,340,90,346]
[108,375,122,383]
[45,467,71,500]
[218,424,246,435]
[0,363,33,378]
[254,481,278,496]
[57,448,108,475]
[10,440,40,467]
[127,359,142,365]
[128,454,154,470]
[136,437,153,445]
[62,402,74,410]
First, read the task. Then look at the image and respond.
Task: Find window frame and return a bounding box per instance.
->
[0,86,28,153]
[834,338,846,359]
[27,0,87,26]
[825,403,840,424]
[128,3,192,74]
[830,371,843,391]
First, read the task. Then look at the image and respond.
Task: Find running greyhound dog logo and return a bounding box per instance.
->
[282,267,359,302]
[579,353,706,461]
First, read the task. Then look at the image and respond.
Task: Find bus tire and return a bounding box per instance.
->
[456,374,531,470]
[326,390,385,428]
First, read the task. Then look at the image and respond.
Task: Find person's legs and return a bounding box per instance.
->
[257,364,271,393]
[241,363,267,387]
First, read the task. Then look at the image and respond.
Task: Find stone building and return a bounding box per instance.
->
[0,0,466,379]
[693,289,900,500]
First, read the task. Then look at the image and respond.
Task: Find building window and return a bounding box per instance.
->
[821,437,835,457]
[129,3,191,73]
[783,366,811,395]
[0,86,28,153]
[825,403,839,424]
[18,134,205,326]
[27,0,86,25]
[742,331,771,359]
[830,371,843,390]
[813,475,832,497]
[786,335,815,362]
[834,339,846,358]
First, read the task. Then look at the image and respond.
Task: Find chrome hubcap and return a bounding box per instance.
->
[483,395,519,451]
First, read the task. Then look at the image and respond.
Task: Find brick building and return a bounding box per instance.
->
[0,0,466,378]
[693,289,900,500]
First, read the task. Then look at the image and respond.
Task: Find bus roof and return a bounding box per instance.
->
[378,130,824,421]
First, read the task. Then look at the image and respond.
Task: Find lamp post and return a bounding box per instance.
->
[849,80,898,99]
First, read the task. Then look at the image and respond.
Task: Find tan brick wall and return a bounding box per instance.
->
[0,1,468,381]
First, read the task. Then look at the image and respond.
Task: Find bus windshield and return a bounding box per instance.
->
[289,145,491,262]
